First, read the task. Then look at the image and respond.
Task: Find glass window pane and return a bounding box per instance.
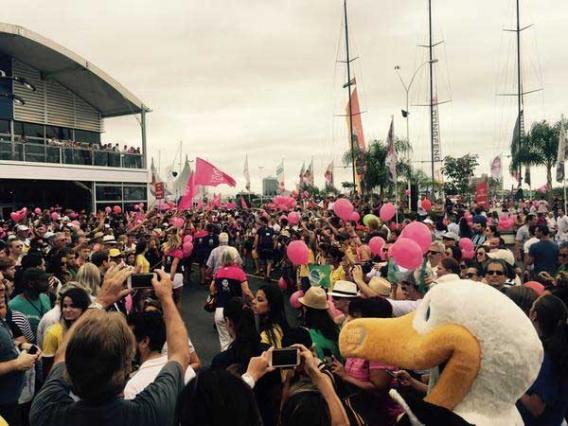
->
[13,121,23,136]
[95,185,122,201]
[124,186,146,201]
[75,130,101,144]
[23,123,44,138]
[0,119,10,135]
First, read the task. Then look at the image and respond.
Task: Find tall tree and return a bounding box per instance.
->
[442,154,479,195]
[524,120,558,190]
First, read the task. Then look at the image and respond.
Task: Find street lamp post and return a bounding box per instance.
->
[394,59,438,208]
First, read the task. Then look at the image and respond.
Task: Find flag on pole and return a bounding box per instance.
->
[298,162,305,188]
[385,117,397,182]
[244,155,251,191]
[490,156,502,180]
[276,160,285,193]
[347,88,366,152]
[324,161,334,187]
[557,116,566,183]
[194,157,236,187]
[178,172,196,210]
[240,195,248,209]
[510,111,523,185]
[303,159,314,186]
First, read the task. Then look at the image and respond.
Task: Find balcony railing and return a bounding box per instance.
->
[0,140,143,169]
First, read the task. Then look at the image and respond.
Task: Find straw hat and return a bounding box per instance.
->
[368,277,392,297]
[298,286,329,310]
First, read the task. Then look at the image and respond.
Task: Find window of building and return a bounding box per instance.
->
[95,185,122,201]
[45,126,72,140]
[124,185,146,201]
[75,129,101,145]
[23,123,44,139]
[0,119,10,135]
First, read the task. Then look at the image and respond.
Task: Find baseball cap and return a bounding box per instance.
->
[16,225,30,231]
[330,280,359,298]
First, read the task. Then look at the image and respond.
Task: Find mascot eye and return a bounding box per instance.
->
[425,306,431,322]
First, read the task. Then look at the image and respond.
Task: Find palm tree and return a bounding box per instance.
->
[522,121,558,190]
[342,138,412,196]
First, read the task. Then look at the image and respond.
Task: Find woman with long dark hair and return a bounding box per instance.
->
[518,295,568,425]
[211,298,281,426]
[298,286,341,359]
[252,284,289,348]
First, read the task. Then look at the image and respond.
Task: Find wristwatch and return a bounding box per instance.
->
[88,301,105,311]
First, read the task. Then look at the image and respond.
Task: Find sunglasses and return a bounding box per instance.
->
[486,270,504,276]
[428,250,442,255]
[465,272,477,278]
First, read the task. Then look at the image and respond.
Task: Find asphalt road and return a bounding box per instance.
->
[180,268,298,366]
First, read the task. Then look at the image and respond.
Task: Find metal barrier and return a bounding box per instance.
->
[0,141,143,169]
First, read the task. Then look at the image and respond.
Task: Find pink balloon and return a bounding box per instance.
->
[287,240,309,265]
[390,238,423,270]
[368,236,386,256]
[350,211,360,222]
[183,234,193,243]
[333,199,354,221]
[462,249,475,260]
[113,205,122,215]
[182,241,193,256]
[400,221,432,254]
[171,217,184,229]
[50,212,60,221]
[422,199,432,212]
[69,212,79,219]
[34,208,41,215]
[278,277,288,291]
[287,211,300,226]
[105,206,112,214]
[290,290,304,309]
[458,238,474,251]
[379,203,396,222]
[10,212,20,222]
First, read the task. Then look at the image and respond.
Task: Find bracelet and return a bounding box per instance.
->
[88,302,105,311]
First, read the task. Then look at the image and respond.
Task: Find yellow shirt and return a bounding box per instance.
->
[330,265,346,289]
[260,325,283,348]
[42,323,63,357]
[136,254,150,273]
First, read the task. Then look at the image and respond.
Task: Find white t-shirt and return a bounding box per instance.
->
[123,354,195,400]
[523,237,539,254]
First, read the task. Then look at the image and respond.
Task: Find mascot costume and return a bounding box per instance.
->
[339,280,543,425]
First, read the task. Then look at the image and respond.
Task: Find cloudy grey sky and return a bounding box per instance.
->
[5,0,568,193]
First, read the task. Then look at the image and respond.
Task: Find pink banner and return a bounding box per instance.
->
[178,172,195,210]
[194,157,236,187]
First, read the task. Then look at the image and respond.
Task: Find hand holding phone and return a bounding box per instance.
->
[128,273,155,289]
[269,347,300,369]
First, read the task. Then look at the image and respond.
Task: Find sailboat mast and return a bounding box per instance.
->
[428,0,435,194]
[344,0,356,191]
[516,0,523,183]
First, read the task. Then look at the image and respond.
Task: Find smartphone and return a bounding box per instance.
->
[128,273,155,289]
[385,370,396,378]
[27,345,40,355]
[270,348,300,369]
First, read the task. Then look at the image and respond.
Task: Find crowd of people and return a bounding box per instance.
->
[0,194,567,425]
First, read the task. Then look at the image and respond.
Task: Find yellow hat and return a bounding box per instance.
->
[109,248,122,258]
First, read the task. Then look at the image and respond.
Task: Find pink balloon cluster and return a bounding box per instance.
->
[272,195,296,211]
[287,240,309,265]
[10,207,28,223]
[421,198,432,212]
[333,198,354,221]
[379,203,396,222]
[182,235,193,257]
[170,217,185,229]
[400,221,432,254]
[350,211,360,222]
[389,237,423,269]
[50,212,60,222]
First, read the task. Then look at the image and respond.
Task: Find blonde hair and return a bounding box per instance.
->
[76,262,102,295]
[222,247,240,266]
[163,232,181,253]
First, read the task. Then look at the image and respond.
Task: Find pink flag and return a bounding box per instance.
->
[194,157,236,187]
[240,195,248,209]
[178,172,196,210]
[213,193,221,208]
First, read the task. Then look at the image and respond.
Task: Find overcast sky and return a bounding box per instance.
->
[4,0,568,193]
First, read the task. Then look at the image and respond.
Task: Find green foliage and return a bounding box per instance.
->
[442,154,479,195]
[342,138,412,195]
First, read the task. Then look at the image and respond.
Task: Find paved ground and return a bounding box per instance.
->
[180,268,298,365]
